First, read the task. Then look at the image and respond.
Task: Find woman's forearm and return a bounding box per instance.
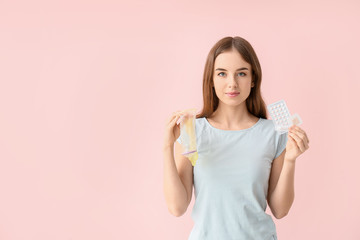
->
[163,145,188,217]
[269,156,296,218]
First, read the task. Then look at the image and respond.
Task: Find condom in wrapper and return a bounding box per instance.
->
[177,108,198,166]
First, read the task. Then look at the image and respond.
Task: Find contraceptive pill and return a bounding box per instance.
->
[267,99,303,134]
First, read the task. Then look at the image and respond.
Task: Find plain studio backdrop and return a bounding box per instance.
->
[0,0,359,239]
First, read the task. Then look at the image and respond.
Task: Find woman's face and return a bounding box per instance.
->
[213,49,254,107]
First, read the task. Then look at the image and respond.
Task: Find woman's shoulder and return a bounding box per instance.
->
[195,117,207,131]
[195,117,206,125]
[260,117,272,125]
[259,118,285,136]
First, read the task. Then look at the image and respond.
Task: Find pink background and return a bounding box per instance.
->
[0,0,359,239]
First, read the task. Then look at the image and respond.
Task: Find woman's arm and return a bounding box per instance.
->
[163,142,193,217]
[267,125,310,219]
[267,150,296,219]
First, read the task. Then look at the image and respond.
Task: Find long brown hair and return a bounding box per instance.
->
[196,36,268,120]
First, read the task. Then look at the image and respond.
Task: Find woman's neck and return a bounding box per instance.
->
[208,103,258,129]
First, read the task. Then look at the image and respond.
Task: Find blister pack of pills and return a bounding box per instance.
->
[267,99,303,134]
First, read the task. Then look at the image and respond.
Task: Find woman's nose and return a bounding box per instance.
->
[227,76,238,86]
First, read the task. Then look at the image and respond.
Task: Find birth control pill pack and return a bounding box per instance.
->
[267,99,303,134]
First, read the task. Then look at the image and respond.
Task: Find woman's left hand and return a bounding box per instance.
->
[285,125,310,161]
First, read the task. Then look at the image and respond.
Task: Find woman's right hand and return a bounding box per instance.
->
[163,110,184,148]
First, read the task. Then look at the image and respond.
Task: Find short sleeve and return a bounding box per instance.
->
[176,136,182,144]
[274,132,288,159]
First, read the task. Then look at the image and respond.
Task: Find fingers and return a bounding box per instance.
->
[169,110,189,121]
[289,125,309,144]
[166,110,187,127]
[288,126,310,152]
[169,114,180,125]
[167,110,182,123]
[166,109,194,129]
[288,132,306,152]
[172,115,181,126]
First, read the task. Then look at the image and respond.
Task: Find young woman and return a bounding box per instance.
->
[163,36,310,240]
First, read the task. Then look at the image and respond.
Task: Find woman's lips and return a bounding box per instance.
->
[226,93,240,97]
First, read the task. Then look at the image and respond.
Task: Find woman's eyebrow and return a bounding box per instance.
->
[215,67,249,71]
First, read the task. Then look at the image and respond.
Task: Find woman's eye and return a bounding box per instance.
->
[217,72,246,77]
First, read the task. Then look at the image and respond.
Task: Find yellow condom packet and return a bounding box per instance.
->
[177,108,198,166]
